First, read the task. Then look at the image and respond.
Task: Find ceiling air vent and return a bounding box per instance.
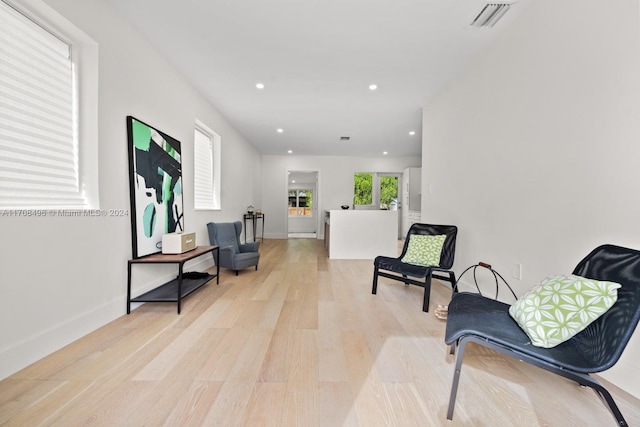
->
[470,3,513,28]
[340,136,350,141]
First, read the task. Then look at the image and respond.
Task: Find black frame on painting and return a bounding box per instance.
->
[126,116,185,258]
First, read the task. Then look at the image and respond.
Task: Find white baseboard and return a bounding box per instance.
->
[0,297,122,381]
[0,256,216,381]
[264,232,287,239]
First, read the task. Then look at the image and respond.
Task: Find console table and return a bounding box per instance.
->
[127,245,219,314]
[243,213,264,243]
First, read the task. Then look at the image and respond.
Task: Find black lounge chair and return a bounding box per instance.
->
[445,244,640,426]
[372,223,457,312]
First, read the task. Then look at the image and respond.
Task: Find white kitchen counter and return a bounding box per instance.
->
[328,210,399,259]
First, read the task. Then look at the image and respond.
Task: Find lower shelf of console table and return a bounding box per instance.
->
[127,245,219,314]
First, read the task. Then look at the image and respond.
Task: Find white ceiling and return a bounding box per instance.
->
[106,0,524,157]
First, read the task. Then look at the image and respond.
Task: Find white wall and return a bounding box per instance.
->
[422,0,640,397]
[261,155,420,239]
[0,0,261,380]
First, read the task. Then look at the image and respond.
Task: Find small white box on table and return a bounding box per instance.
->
[162,232,196,254]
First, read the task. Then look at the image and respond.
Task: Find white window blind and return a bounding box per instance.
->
[194,127,214,210]
[0,1,83,208]
[194,123,221,210]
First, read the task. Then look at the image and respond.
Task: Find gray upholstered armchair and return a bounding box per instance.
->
[207,221,260,275]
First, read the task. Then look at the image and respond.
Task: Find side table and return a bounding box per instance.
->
[127,245,219,314]
[243,213,264,243]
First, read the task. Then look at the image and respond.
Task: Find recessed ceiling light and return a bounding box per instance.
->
[369,84,378,91]
[256,82,265,89]
[292,180,296,183]
[409,131,416,136]
[287,150,292,154]
[277,128,283,133]
[383,151,388,155]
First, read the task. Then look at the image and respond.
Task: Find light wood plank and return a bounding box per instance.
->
[319,381,359,427]
[242,382,287,427]
[281,330,320,426]
[162,381,224,427]
[318,301,350,382]
[342,329,395,426]
[258,301,298,382]
[133,300,233,381]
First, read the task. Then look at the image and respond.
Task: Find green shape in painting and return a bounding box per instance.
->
[142,203,156,237]
[132,120,151,151]
[163,139,180,162]
[174,177,182,196]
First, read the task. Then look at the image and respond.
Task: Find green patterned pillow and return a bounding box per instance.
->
[509,275,621,348]
[401,234,446,267]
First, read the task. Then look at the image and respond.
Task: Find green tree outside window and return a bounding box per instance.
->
[354,173,372,205]
[380,176,398,209]
[354,173,398,208]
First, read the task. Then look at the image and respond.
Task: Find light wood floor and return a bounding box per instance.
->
[2,238,639,426]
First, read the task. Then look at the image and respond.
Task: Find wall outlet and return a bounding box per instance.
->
[513,263,522,280]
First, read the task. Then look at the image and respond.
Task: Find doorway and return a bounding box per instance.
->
[287,171,318,238]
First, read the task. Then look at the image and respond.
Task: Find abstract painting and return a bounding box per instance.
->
[127,116,184,258]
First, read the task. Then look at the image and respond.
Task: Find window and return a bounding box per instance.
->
[379,175,399,210]
[354,173,373,205]
[193,120,221,210]
[288,189,313,216]
[354,172,398,209]
[0,0,98,209]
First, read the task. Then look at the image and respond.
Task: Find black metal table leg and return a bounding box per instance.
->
[127,261,132,314]
[177,262,184,314]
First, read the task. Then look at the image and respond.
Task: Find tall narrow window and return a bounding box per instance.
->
[354,172,373,206]
[193,121,221,210]
[379,175,398,210]
[0,0,98,209]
